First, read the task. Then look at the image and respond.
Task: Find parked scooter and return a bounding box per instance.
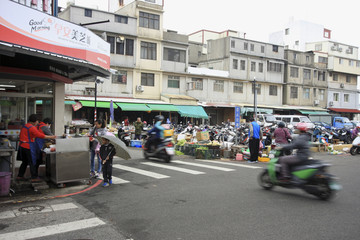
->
[118,126,131,146]
[350,133,360,155]
[143,132,174,163]
[258,148,341,200]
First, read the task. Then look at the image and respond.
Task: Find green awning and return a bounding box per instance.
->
[147,104,178,112]
[298,110,329,115]
[65,100,76,105]
[115,102,151,111]
[80,101,118,109]
[176,105,209,119]
[0,100,13,106]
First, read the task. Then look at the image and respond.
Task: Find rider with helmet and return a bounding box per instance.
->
[351,124,360,140]
[273,121,292,145]
[278,122,311,182]
[145,115,165,151]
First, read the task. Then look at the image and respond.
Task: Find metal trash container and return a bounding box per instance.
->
[0,137,12,172]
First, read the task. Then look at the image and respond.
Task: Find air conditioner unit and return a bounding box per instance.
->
[136,85,144,92]
[340,83,344,88]
[331,46,337,51]
[329,101,334,106]
[338,47,343,52]
[346,49,352,54]
[314,99,320,105]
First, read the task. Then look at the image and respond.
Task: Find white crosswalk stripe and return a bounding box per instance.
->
[113,164,170,179]
[172,160,235,172]
[97,176,130,184]
[141,162,205,175]
[0,217,105,240]
[198,160,262,169]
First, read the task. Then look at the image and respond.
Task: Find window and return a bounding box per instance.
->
[346,75,351,83]
[244,42,248,50]
[318,56,328,63]
[233,82,243,93]
[303,88,310,99]
[318,71,325,81]
[272,45,278,52]
[139,11,160,30]
[141,73,155,86]
[141,41,157,60]
[333,74,338,81]
[344,94,349,103]
[258,63,263,72]
[232,59,238,69]
[319,89,325,100]
[115,15,128,24]
[333,93,339,102]
[269,85,277,96]
[107,37,134,56]
[261,46,265,53]
[306,56,310,63]
[125,39,134,56]
[164,48,185,62]
[250,44,254,51]
[339,58,343,64]
[357,62,360,67]
[347,47,353,54]
[168,75,180,88]
[231,40,235,48]
[84,9,92,17]
[314,70,317,78]
[303,69,311,80]
[251,62,256,72]
[240,60,246,70]
[214,80,224,92]
[112,71,127,84]
[267,62,282,72]
[313,88,317,98]
[293,53,297,60]
[315,44,322,51]
[349,60,354,66]
[290,67,299,78]
[285,28,289,35]
[290,87,298,99]
[252,83,261,95]
[295,40,299,46]
[107,36,115,54]
[189,78,203,90]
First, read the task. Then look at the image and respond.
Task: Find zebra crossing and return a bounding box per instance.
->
[97,159,262,185]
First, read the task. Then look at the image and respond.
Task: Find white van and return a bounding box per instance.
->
[257,114,277,127]
[274,115,314,129]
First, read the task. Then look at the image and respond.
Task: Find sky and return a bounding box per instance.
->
[58,0,360,48]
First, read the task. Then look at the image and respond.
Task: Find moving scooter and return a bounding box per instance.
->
[258,148,341,200]
[143,132,174,163]
[350,133,360,155]
[118,126,131,146]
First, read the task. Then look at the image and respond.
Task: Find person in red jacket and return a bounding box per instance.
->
[35,118,54,177]
[17,114,56,182]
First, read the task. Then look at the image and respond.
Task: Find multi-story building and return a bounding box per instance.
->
[306,41,360,118]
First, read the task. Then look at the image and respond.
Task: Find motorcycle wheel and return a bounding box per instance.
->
[143,151,149,160]
[258,171,274,190]
[345,136,352,144]
[350,146,358,156]
[316,179,333,201]
[163,150,172,163]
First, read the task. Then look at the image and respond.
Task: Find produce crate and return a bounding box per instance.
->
[209,149,221,159]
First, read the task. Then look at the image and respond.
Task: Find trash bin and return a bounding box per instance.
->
[0,172,11,196]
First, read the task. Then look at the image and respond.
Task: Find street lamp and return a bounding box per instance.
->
[253,77,258,121]
[94,77,104,121]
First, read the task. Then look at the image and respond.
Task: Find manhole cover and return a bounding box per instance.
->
[18,205,45,213]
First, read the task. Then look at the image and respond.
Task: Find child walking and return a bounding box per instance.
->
[99,138,116,187]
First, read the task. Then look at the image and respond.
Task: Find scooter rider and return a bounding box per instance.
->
[351,124,360,140]
[278,122,311,182]
[145,115,165,151]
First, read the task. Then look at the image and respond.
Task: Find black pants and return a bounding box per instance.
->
[102,159,113,183]
[249,138,260,162]
[18,147,37,178]
[145,136,161,151]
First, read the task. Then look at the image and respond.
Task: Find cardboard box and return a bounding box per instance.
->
[196,131,209,141]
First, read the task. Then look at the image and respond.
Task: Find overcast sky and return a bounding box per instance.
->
[58,0,360,48]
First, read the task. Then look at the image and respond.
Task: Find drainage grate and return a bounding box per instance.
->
[18,205,45,213]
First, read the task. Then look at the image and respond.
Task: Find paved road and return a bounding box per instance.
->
[1,149,359,240]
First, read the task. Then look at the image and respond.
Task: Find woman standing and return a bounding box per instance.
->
[89,119,107,178]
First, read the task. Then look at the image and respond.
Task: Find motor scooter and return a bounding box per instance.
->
[118,126,131,146]
[350,133,360,155]
[258,148,341,200]
[143,132,174,163]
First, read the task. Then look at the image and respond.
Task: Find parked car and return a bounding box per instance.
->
[313,121,332,130]
[274,115,314,129]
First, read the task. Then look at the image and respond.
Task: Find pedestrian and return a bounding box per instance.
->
[273,121,292,145]
[248,116,263,163]
[89,119,107,178]
[351,124,360,140]
[133,117,144,140]
[34,118,54,177]
[99,137,116,187]
[17,114,56,182]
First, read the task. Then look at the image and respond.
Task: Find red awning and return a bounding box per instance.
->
[328,108,360,113]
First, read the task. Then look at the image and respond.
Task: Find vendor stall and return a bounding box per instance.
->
[46,137,89,185]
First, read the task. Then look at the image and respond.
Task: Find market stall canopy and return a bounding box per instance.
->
[298,110,329,115]
[328,108,360,114]
[115,102,151,112]
[175,105,209,119]
[147,104,179,112]
[80,101,118,109]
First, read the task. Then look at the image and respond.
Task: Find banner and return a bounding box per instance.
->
[72,101,83,111]
[235,106,241,128]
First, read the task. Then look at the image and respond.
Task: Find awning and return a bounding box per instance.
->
[115,102,151,112]
[328,108,360,113]
[298,110,329,115]
[147,104,178,112]
[176,105,209,119]
[80,101,118,109]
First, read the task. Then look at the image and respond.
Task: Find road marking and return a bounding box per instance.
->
[50,203,78,211]
[0,217,105,240]
[97,176,130,184]
[0,211,15,219]
[141,162,205,175]
[199,160,262,169]
[172,160,235,172]
[113,164,170,179]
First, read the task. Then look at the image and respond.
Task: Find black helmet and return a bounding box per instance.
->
[155,115,164,122]
[278,121,285,128]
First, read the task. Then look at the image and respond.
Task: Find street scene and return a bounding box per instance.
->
[1,0,360,239]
